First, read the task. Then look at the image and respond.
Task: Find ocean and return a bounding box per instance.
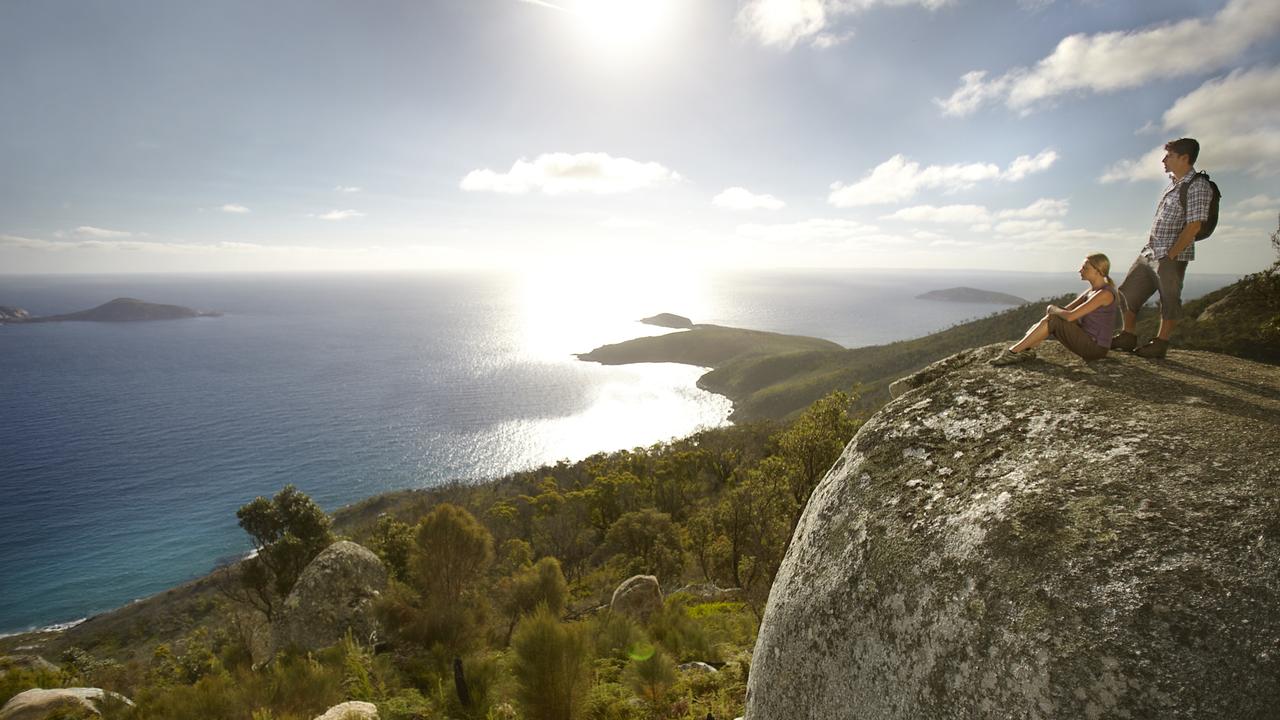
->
[0,268,1241,634]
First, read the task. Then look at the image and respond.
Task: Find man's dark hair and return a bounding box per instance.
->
[1165,137,1199,165]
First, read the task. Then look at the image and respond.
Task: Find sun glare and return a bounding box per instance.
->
[569,0,677,53]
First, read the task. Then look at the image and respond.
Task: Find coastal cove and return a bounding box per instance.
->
[0,269,1244,634]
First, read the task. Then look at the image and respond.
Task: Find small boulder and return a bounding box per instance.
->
[610,575,663,621]
[312,700,378,720]
[0,688,132,720]
[270,541,388,658]
[678,661,718,674]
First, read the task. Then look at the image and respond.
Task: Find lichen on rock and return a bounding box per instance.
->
[748,342,1280,719]
[268,541,388,661]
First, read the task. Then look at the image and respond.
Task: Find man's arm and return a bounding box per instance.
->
[1167,221,1201,259]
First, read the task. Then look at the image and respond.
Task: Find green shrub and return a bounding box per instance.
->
[511,607,590,720]
[588,612,645,663]
[597,509,684,583]
[499,556,569,644]
[625,645,676,711]
[647,600,715,663]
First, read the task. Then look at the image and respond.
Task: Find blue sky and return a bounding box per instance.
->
[2,0,1277,274]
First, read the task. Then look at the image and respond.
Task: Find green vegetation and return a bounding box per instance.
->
[1,390,860,719]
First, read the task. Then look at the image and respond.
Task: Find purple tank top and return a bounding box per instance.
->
[1078,285,1118,348]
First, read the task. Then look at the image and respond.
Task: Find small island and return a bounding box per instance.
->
[0,298,222,324]
[640,312,693,329]
[916,287,1027,305]
[578,318,842,368]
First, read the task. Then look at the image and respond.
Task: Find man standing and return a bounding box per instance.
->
[1112,138,1212,359]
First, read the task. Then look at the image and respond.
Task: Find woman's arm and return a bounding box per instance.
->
[1062,290,1090,311]
[1051,289,1113,321]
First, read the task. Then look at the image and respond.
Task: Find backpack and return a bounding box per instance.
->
[1179,171,1221,240]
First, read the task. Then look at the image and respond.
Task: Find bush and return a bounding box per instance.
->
[235,484,335,619]
[511,607,591,720]
[500,556,569,644]
[625,645,676,712]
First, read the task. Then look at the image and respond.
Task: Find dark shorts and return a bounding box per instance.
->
[1048,314,1108,361]
[1118,251,1188,321]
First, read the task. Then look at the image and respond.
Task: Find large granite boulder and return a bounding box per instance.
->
[748,343,1280,719]
[270,541,388,658]
[610,575,663,621]
[0,688,131,720]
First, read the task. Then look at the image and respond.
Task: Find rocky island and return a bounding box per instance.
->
[917,286,1027,305]
[0,297,222,324]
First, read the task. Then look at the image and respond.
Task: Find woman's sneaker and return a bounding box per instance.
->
[1135,338,1169,359]
[990,348,1036,366]
[1111,331,1138,352]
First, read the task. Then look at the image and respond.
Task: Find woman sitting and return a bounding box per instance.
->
[991,253,1118,366]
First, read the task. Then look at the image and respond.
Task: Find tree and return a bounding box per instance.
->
[598,509,684,582]
[1271,213,1280,268]
[773,390,861,524]
[410,503,494,606]
[369,514,414,581]
[234,484,334,619]
[511,606,591,720]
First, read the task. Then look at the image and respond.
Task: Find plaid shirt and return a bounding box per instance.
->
[1148,171,1210,261]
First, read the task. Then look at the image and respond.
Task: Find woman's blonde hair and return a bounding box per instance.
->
[1086,252,1113,284]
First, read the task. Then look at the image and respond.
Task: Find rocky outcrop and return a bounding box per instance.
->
[312,701,379,720]
[0,655,58,677]
[610,575,663,621]
[269,541,388,659]
[0,688,132,719]
[747,342,1280,719]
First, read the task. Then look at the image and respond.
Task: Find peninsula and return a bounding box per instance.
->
[916,286,1027,305]
[0,298,222,324]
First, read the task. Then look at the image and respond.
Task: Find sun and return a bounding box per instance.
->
[569,0,677,53]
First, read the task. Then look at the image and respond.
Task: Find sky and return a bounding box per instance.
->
[1,0,1278,275]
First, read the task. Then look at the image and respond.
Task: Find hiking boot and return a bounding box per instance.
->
[990,348,1036,366]
[1111,331,1138,352]
[1135,338,1169,359]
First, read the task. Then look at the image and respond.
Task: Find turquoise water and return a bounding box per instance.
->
[0,269,1239,633]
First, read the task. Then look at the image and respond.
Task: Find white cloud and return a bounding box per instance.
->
[599,216,659,230]
[737,0,951,50]
[937,0,1280,116]
[460,152,681,195]
[1102,65,1280,182]
[1237,194,1277,210]
[713,186,786,210]
[220,204,251,214]
[73,226,132,239]
[314,209,365,221]
[994,218,1066,236]
[1003,150,1059,181]
[829,149,1056,207]
[997,198,1069,219]
[883,204,990,224]
[1099,146,1166,184]
[334,186,362,193]
[737,218,911,245]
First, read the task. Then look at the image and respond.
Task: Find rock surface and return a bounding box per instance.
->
[610,575,663,621]
[270,541,388,659]
[747,342,1280,719]
[0,688,130,720]
[312,700,379,720]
